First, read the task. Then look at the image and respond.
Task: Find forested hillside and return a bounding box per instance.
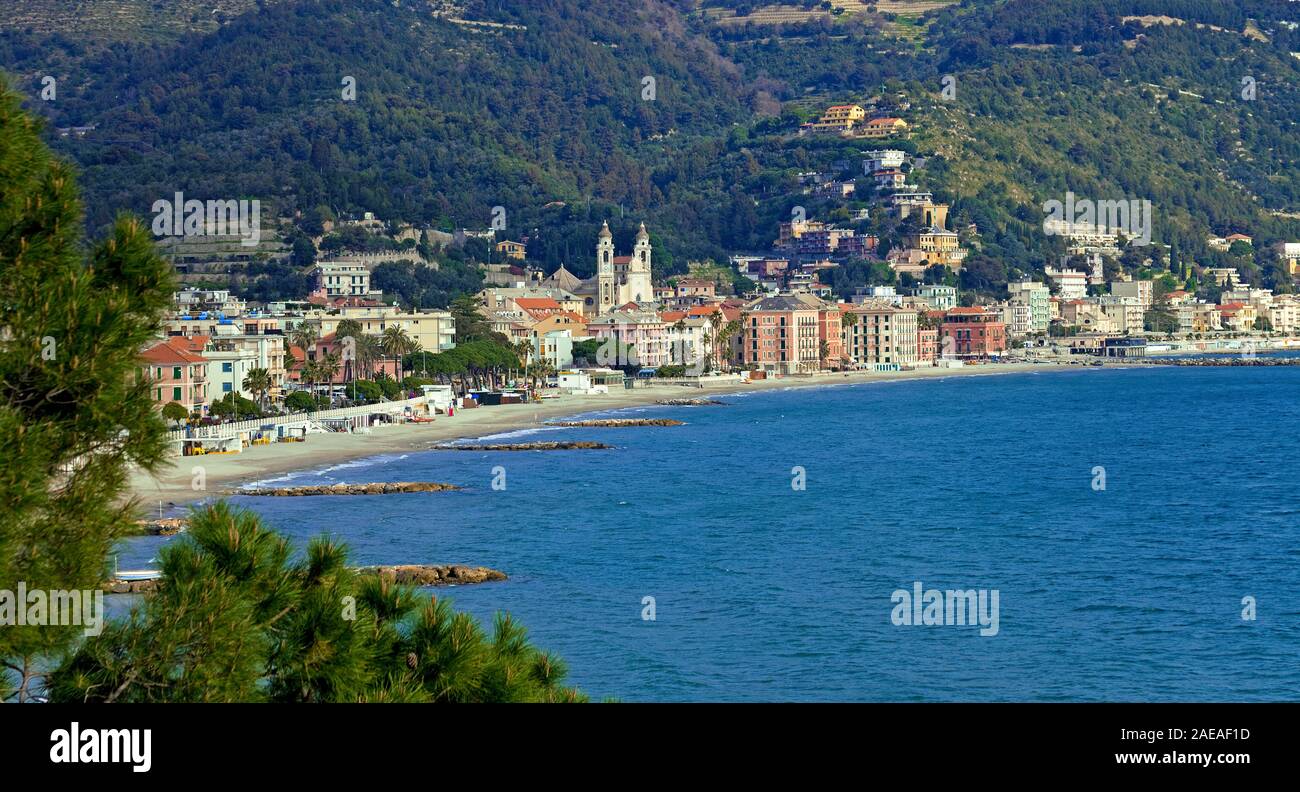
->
[2,0,1297,294]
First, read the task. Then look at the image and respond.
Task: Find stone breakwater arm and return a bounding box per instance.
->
[105,564,507,593]
[655,398,725,406]
[238,482,460,496]
[433,441,613,451]
[547,418,685,427]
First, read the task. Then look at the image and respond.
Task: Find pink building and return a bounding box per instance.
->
[741,295,827,374]
[586,309,669,369]
[140,341,208,413]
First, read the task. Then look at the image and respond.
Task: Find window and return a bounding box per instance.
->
[173,366,182,379]
[223,383,232,392]
[222,362,233,373]
[172,387,182,401]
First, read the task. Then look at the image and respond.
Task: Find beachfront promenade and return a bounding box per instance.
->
[166,395,433,442]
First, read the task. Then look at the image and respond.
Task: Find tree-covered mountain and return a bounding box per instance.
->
[0,0,752,245]
[2,0,1297,295]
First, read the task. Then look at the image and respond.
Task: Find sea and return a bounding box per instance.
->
[117,362,1300,701]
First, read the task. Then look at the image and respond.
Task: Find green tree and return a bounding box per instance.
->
[381,325,415,382]
[162,401,190,424]
[0,81,176,701]
[242,367,273,413]
[284,391,317,413]
[47,503,584,703]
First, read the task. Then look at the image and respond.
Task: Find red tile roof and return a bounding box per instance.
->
[142,341,206,365]
[514,297,561,310]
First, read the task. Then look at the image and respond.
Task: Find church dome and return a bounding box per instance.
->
[599,220,612,239]
[635,222,649,241]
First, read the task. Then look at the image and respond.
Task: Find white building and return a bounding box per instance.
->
[1046,267,1088,300]
[1110,279,1153,310]
[532,330,574,371]
[909,284,957,310]
[864,149,906,172]
[205,345,261,400]
[307,306,456,354]
[314,261,372,297]
[1007,280,1051,335]
[1098,296,1145,336]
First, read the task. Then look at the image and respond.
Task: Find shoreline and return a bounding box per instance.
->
[126,360,1111,513]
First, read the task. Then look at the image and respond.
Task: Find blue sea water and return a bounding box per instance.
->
[119,365,1300,701]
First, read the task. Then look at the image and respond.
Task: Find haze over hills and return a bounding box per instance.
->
[1,0,1297,294]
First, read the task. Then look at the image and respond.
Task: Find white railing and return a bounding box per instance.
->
[167,396,429,441]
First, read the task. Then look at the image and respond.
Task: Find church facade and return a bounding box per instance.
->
[540,220,655,316]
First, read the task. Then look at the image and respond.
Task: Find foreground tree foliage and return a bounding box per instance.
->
[47,503,586,703]
[0,82,580,703]
[0,77,175,701]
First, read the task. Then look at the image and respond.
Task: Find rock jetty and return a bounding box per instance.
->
[1152,357,1300,367]
[103,564,508,594]
[434,441,612,451]
[359,564,508,586]
[133,517,187,536]
[239,482,459,496]
[101,578,160,594]
[548,418,684,427]
[656,398,725,406]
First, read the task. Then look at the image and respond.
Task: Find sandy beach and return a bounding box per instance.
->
[127,361,1088,513]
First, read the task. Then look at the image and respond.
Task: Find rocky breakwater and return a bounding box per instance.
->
[102,578,161,594]
[656,398,725,406]
[1156,357,1300,367]
[133,517,187,536]
[548,418,684,427]
[434,441,612,451]
[105,563,508,594]
[238,482,460,496]
[358,564,508,587]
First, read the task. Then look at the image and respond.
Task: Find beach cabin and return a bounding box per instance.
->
[419,384,454,411]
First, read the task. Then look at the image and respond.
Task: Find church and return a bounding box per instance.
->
[541,220,654,316]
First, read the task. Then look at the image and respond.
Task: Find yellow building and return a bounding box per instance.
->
[495,240,527,261]
[810,104,866,133]
[859,117,910,139]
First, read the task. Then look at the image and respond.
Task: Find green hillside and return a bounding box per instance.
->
[1,0,1297,296]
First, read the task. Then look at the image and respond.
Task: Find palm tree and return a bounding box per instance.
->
[404,338,425,381]
[513,337,534,390]
[717,318,742,371]
[316,352,341,402]
[242,367,273,414]
[289,322,319,358]
[381,326,414,382]
[335,319,364,382]
[707,309,725,372]
[840,311,858,368]
[300,359,319,399]
[355,334,383,381]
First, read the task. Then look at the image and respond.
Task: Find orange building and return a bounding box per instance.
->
[940,308,1006,360]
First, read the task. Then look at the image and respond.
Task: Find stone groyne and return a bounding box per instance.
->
[132,517,187,536]
[105,564,508,594]
[358,564,508,586]
[238,482,460,496]
[434,441,612,451]
[548,418,684,427]
[656,398,726,406]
